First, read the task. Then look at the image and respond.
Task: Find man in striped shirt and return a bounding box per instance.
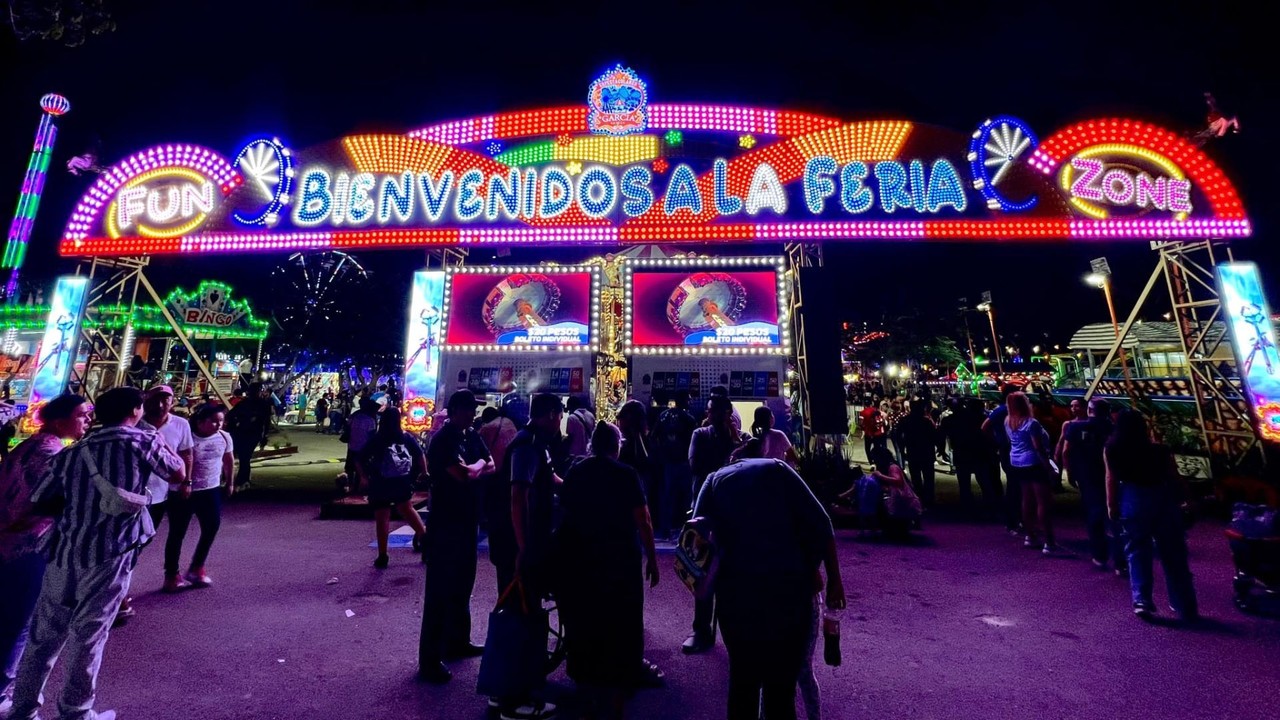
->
[7,387,185,720]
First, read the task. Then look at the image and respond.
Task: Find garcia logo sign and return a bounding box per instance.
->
[588,65,648,136]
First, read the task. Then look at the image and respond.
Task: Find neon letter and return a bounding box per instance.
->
[117,186,147,229]
[925,159,968,213]
[621,166,653,216]
[294,169,332,225]
[1070,157,1104,200]
[146,186,180,223]
[874,162,913,213]
[486,169,522,220]
[1101,169,1134,205]
[379,172,415,223]
[522,169,538,218]
[744,163,787,216]
[347,173,375,224]
[455,170,484,221]
[1134,173,1167,210]
[331,174,351,224]
[663,164,702,216]
[1169,179,1192,213]
[577,166,616,219]
[840,161,873,214]
[180,182,215,217]
[539,168,572,218]
[803,157,837,214]
[908,160,927,212]
[714,159,743,215]
[417,171,454,222]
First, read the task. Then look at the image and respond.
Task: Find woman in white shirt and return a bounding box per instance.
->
[733,406,799,466]
[165,404,234,588]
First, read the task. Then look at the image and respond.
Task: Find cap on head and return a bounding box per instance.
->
[145,385,175,400]
[447,390,478,413]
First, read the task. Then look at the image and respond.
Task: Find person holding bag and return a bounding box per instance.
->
[1004,392,1059,554]
[8,387,185,720]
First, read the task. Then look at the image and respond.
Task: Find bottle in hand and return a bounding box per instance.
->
[822,610,841,667]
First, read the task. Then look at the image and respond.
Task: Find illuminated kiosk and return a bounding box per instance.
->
[432,265,602,422]
[49,69,1266,469]
[624,256,789,424]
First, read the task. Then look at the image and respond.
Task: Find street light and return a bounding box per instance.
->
[976,295,1004,374]
[1085,258,1136,399]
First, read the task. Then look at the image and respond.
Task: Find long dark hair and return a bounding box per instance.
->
[1105,409,1156,481]
[373,407,404,446]
[751,406,773,439]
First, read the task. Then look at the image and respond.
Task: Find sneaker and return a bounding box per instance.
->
[1133,602,1154,620]
[488,697,501,709]
[186,568,213,588]
[163,575,193,593]
[373,554,389,569]
[1042,543,1062,555]
[1022,536,1035,548]
[681,633,714,654]
[1091,558,1107,570]
[500,700,557,720]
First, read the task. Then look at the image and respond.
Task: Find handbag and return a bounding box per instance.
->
[674,517,719,601]
[476,580,549,699]
[83,447,149,516]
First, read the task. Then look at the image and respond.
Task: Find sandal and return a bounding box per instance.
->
[634,658,665,688]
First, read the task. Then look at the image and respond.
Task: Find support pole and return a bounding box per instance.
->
[137,271,230,407]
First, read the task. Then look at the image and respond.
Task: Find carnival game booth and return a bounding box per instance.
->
[624,255,790,424]
[403,264,602,433]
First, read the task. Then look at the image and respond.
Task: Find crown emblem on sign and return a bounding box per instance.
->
[588,65,648,136]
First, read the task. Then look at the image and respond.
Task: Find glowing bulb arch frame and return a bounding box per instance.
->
[58,106,1251,259]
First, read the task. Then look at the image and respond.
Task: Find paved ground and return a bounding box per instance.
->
[28,427,1280,719]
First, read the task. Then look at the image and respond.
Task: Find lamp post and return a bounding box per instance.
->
[976,292,1004,374]
[959,298,979,374]
[1085,258,1136,400]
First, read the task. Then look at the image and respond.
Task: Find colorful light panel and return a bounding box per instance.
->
[28,276,89,408]
[403,271,446,431]
[1217,262,1280,443]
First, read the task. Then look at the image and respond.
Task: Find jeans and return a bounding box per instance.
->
[1078,477,1122,565]
[718,581,809,720]
[165,488,223,575]
[662,462,694,537]
[862,435,886,463]
[231,434,258,487]
[0,553,46,700]
[9,552,134,720]
[1120,484,1198,614]
[905,454,935,507]
[419,523,478,666]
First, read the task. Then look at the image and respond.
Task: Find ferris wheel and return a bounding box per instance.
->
[269,251,371,342]
[968,116,1039,211]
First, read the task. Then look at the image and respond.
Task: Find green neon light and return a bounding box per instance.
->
[494,140,556,166]
[664,130,683,145]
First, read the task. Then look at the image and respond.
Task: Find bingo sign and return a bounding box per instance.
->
[1216,263,1280,443]
[625,257,787,355]
[166,281,247,330]
[443,267,598,350]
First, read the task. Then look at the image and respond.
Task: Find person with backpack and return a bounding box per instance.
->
[361,407,428,570]
[418,391,493,684]
[340,398,380,495]
[653,390,698,541]
[563,395,595,458]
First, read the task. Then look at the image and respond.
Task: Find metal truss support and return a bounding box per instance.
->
[70,256,228,406]
[1084,240,1260,475]
[785,242,823,449]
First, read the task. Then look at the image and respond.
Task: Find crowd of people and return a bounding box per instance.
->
[365,386,843,720]
[0,374,1202,720]
[853,385,1199,621]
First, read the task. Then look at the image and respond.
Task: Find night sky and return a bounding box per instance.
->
[0,1,1272,355]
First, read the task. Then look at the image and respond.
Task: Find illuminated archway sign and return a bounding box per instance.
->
[58,71,1250,258]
